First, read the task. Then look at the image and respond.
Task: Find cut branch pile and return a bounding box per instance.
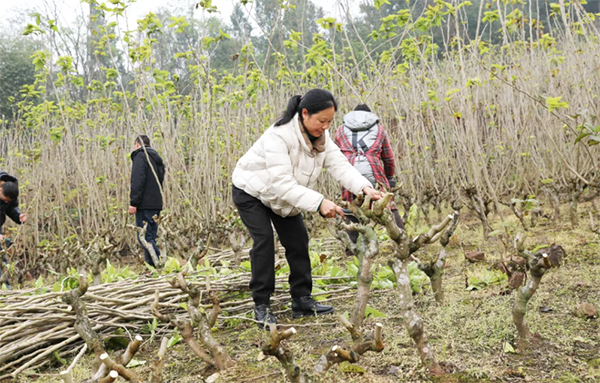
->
[0,248,349,380]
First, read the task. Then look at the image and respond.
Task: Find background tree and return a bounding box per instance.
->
[0,35,40,120]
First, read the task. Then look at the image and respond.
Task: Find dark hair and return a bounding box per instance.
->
[354,104,371,112]
[135,135,150,146]
[2,182,18,201]
[275,89,338,126]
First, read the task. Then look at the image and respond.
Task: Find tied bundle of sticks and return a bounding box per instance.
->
[0,264,352,379]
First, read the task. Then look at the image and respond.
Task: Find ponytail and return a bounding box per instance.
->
[275,95,302,126]
[274,89,338,127]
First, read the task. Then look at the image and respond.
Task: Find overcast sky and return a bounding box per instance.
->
[0,0,361,33]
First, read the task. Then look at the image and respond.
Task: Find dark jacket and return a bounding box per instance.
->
[130,146,165,210]
[0,171,22,234]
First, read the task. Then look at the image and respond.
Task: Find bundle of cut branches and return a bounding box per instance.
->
[0,243,349,380]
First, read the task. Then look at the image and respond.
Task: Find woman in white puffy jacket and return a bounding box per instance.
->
[231,89,382,327]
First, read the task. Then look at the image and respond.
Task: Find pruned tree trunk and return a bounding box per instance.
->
[418,250,447,305]
[153,273,234,370]
[62,275,104,357]
[512,233,566,339]
[418,206,460,305]
[63,274,145,383]
[91,260,104,286]
[568,180,585,228]
[228,231,245,266]
[188,233,211,270]
[93,336,142,380]
[391,259,441,375]
[314,317,384,373]
[569,193,579,227]
[550,188,561,219]
[589,212,600,236]
[149,337,168,383]
[261,318,384,381]
[465,187,492,240]
[330,195,381,328]
[367,193,456,376]
[512,202,527,230]
[261,325,309,383]
[421,202,432,225]
[434,196,443,222]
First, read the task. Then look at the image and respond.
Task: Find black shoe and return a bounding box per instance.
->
[292,296,334,318]
[254,304,277,329]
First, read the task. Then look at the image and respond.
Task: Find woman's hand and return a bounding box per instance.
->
[362,186,383,200]
[319,199,345,219]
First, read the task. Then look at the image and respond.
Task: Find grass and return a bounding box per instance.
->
[13,204,600,383]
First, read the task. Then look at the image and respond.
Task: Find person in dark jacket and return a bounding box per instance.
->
[128,135,165,268]
[0,171,28,288]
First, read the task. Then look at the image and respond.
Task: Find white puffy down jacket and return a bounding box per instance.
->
[232,114,372,217]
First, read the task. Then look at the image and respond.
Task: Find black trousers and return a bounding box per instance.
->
[232,185,311,305]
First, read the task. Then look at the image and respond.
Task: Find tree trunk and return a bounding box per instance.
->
[512,277,541,339]
[195,314,234,370]
[352,250,373,328]
[569,191,579,227]
[392,259,442,375]
[351,228,378,328]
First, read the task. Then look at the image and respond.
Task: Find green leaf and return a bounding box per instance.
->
[23,24,44,36]
[546,96,569,112]
[53,350,67,366]
[587,134,600,146]
[126,359,146,368]
[575,132,592,144]
[218,29,231,40]
[52,281,62,292]
[482,10,499,23]
[465,77,482,87]
[374,0,391,10]
[35,275,44,289]
[467,269,508,290]
[446,88,462,96]
[163,257,181,273]
[168,332,183,348]
[503,342,516,354]
[364,305,386,318]
[339,361,366,373]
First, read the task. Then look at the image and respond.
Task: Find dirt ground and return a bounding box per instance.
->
[11,207,600,383]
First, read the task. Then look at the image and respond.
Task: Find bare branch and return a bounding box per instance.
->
[59,344,87,383]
